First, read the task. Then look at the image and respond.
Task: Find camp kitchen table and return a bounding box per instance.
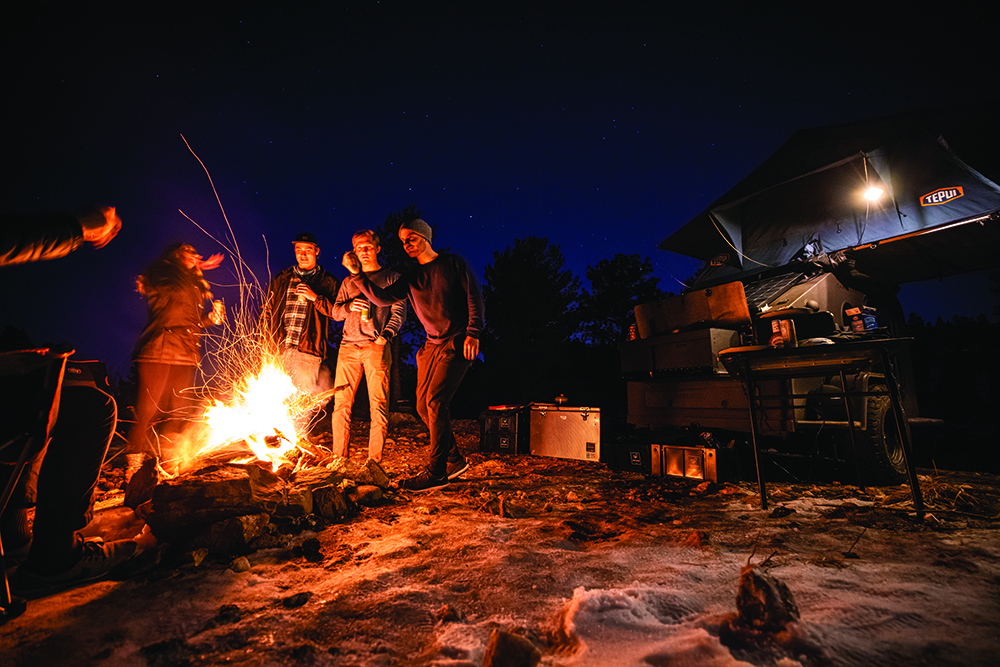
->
[718,338,924,518]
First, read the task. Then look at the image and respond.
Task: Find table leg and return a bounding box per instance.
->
[840,370,864,487]
[879,348,924,518]
[743,358,768,510]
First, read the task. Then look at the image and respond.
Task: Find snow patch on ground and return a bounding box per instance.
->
[557,585,754,666]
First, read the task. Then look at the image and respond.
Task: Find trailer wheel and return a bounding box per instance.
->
[851,386,907,484]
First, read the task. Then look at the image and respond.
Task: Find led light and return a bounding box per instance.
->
[863,186,883,201]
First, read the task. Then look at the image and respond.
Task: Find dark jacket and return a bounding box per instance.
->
[355,253,483,344]
[133,255,216,366]
[262,266,340,360]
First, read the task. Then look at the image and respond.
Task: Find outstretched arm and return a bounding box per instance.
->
[2,208,122,266]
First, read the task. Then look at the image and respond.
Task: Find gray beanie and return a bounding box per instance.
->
[399,218,432,242]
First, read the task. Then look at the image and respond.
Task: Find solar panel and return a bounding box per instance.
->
[741,272,806,312]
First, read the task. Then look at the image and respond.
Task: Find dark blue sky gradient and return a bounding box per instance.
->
[3,4,995,375]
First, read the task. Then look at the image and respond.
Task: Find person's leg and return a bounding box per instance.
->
[362,342,392,463]
[415,337,472,478]
[22,386,116,573]
[157,364,198,463]
[280,347,324,428]
[0,455,42,558]
[281,348,321,394]
[127,362,172,457]
[330,345,363,458]
[414,341,434,450]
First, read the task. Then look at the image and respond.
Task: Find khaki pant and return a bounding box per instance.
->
[331,341,391,462]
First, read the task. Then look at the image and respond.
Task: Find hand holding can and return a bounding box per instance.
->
[352,298,370,321]
[210,299,225,325]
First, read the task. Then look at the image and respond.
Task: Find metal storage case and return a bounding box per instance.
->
[527,404,600,462]
[611,440,657,474]
[479,407,526,454]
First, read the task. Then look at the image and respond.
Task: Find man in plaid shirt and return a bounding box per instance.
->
[262,233,340,396]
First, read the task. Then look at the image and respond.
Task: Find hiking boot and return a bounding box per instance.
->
[446,456,470,480]
[10,538,138,600]
[400,472,449,492]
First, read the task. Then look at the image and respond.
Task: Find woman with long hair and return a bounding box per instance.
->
[126,243,224,478]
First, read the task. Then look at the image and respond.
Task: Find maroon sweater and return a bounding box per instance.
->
[352,253,484,344]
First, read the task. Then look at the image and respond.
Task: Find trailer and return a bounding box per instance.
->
[623,105,1000,483]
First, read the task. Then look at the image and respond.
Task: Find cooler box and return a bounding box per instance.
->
[528,404,600,462]
[479,406,526,454]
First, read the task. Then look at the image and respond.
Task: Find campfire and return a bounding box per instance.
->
[117,225,388,550]
[129,353,381,550]
[192,360,329,472]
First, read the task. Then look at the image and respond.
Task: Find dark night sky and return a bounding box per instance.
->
[2,3,996,376]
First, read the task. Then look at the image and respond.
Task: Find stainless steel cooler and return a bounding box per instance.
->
[527,404,600,462]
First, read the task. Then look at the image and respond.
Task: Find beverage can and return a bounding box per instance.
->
[210,299,224,325]
[769,319,784,346]
[779,319,798,347]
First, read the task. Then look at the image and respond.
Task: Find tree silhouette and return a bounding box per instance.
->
[372,204,421,279]
[581,253,664,346]
[481,236,582,404]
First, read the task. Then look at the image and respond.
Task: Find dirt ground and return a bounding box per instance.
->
[3,418,999,666]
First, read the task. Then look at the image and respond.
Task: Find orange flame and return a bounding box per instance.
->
[195,361,306,471]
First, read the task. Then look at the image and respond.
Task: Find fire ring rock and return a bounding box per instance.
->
[145,465,260,543]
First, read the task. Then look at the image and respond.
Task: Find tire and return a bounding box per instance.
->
[848,385,907,484]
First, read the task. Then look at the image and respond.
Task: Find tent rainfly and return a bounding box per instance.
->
[661,105,1000,286]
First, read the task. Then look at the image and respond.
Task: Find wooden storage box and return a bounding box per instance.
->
[634,282,750,338]
[620,328,740,377]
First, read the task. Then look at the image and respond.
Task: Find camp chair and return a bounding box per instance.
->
[1,347,72,621]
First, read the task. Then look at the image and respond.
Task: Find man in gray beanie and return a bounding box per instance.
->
[399,218,433,243]
[343,218,484,491]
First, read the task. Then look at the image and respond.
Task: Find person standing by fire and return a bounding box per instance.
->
[126,243,225,479]
[261,232,340,404]
[342,218,483,491]
[330,230,407,464]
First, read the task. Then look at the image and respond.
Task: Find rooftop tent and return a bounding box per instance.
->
[661,105,1000,285]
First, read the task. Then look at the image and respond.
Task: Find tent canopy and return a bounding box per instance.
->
[661,104,1000,285]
